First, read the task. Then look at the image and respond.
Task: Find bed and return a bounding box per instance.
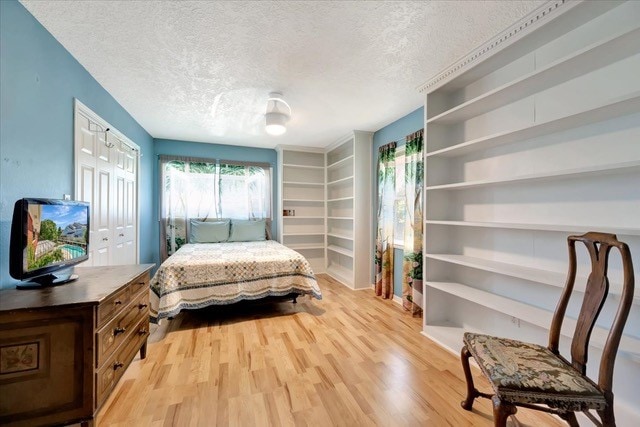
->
[149,240,322,322]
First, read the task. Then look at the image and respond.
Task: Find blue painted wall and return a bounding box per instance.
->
[153,139,279,241]
[371,107,424,297]
[0,0,155,288]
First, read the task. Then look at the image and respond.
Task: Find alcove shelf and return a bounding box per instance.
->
[424,220,640,236]
[425,281,640,355]
[420,2,640,423]
[425,160,640,191]
[277,135,372,284]
[426,27,640,125]
[426,253,640,305]
[426,92,640,158]
[282,181,324,187]
[277,147,326,273]
[325,131,372,289]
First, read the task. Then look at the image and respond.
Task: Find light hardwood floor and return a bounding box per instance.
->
[97,274,564,426]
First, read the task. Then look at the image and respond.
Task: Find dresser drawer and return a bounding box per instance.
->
[96,290,149,368]
[96,272,149,329]
[96,316,149,408]
[97,286,131,329]
[129,272,150,298]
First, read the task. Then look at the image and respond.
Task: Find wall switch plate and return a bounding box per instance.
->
[63,194,71,200]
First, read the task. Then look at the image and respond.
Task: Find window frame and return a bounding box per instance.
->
[158,155,273,260]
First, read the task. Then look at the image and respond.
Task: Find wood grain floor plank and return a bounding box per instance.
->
[97,274,564,426]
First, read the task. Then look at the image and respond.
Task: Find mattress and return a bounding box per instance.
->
[149,240,322,321]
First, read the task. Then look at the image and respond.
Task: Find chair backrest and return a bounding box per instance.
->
[548,232,634,394]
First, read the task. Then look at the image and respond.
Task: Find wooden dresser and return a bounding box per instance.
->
[0,264,154,427]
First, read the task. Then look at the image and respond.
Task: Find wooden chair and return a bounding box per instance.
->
[460,232,635,426]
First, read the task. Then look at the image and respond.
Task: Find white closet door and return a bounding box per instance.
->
[75,114,97,266]
[112,145,137,265]
[74,100,139,266]
[75,112,113,266]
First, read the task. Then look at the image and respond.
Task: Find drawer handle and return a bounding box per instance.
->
[138,303,148,310]
[114,300,122,306]
[137,281,146,286]
[138,328,148,336]
[114,327,126,336]
[113,361,124,370]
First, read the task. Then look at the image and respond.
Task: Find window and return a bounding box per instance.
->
[159,156,271,258]
[394,146,405,248]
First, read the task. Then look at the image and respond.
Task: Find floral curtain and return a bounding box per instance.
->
[159,155,271,261]
[375,142,396,299]
[402,130,424,316]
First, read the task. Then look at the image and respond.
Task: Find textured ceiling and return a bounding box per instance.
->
[21,0,545,148]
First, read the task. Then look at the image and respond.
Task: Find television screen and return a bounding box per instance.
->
[10,198,90,287]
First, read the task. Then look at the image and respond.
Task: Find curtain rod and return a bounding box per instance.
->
[389,128,424,145]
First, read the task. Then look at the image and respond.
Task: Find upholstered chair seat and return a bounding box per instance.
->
[464,333,606,412]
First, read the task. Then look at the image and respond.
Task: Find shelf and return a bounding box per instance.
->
[427,27,640,124]
[421,322,466,356]
[282,181,324,187]
[426,92,640,158]
[424,220,640,236]
[328,216,353,220]
[286,244,325,250]
[327,233,353,240]
[282,232,325,237]
[421,3,640,416]
[283,216,325,220]
[327,176,354,186]
[282,198,324,203]
[283,163,324,170]
[425,160,640,191]
[327,245,354,257]
[327,196,354,202]
[327,154,354,170]
[425,253,638,304]
[326,263,353,286]
[426,281,640,355]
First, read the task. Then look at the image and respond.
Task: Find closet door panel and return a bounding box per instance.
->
[74,102,139,267]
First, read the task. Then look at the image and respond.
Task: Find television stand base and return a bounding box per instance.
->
[17,272,79,289]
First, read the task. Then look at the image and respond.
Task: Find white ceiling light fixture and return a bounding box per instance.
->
[265,92,291,136]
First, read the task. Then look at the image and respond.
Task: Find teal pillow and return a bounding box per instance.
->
[189,219,230,243]
[228,219,266,242]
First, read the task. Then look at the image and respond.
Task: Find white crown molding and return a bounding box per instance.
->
[418,0,577,94]
[276,144,325,153]
[325,130,374,153]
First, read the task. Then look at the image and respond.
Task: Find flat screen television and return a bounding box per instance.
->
[9,198,90,288]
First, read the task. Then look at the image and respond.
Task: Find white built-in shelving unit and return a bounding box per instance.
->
[420,1,640,424]
[277,147,326,273]
[325,131,373,289]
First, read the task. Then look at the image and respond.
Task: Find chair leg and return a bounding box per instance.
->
[492,395,517,427]
[460,345,479,410]
[559,412,580,427]
[598,403,616,427]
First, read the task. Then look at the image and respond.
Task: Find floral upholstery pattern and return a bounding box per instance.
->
[464,333,606,411]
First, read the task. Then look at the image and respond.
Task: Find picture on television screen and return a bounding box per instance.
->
[25,203,89,272]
